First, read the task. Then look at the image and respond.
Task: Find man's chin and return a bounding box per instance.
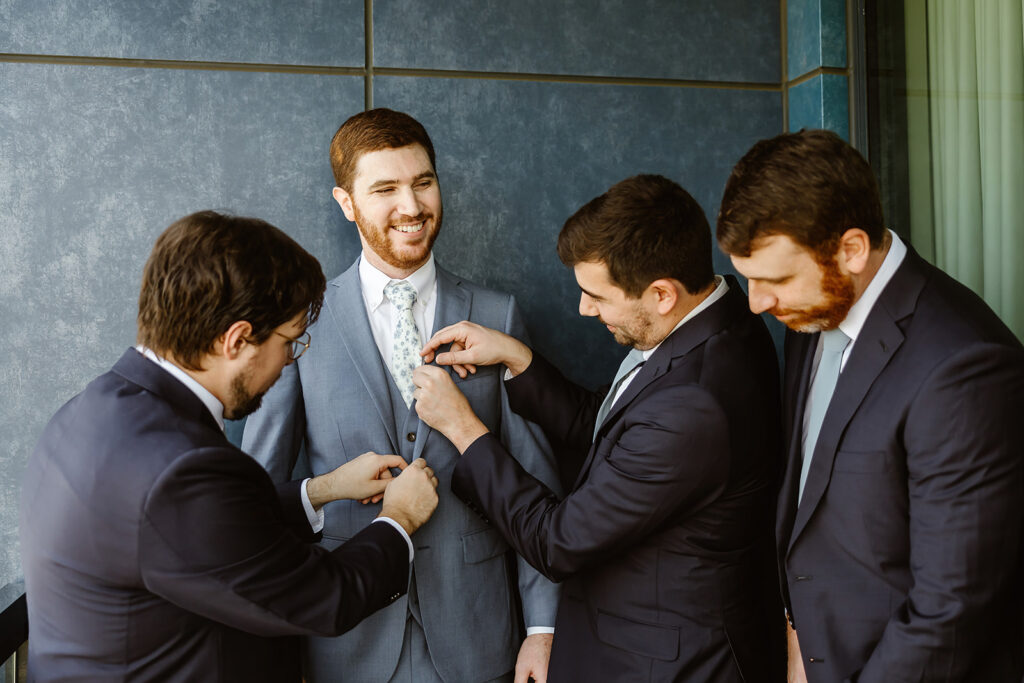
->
[225,394,264,421]
[775,313,840,334]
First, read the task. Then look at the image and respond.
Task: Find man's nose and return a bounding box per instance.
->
[578,293,598,317]
[395,186,421,217]
[747,282,776,315]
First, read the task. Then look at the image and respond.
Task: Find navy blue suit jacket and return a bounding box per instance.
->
[779,248,1024,682]
[20,349,410,682]
[453,279,786,682]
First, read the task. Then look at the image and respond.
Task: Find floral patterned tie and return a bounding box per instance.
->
[384,280,421,407]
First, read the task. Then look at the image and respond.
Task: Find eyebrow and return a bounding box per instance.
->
[366,170,436,192]
[579,285,604,301]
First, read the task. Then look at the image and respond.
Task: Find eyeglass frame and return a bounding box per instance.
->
[274,330,311,361]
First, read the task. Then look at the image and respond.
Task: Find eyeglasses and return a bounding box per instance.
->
[275,330,311,361]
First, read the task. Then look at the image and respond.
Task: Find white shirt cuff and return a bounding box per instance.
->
[373,517,415,563]
[526,626,555,636]
[299,478,325,533]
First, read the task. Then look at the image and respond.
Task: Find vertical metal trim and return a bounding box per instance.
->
[850,0,869,153]
[364,0,373,109]
[782,0,790,131]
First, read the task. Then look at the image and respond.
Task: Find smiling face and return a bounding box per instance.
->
[573,260,660,350]
[333,144,442,278]
[729,234,855,333]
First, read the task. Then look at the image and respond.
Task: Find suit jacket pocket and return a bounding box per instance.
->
[833,449,890,473]
[596,610,679,661]
[461,527,510,564]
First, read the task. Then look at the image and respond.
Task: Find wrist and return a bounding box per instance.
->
[503,344,533,378]
[307,468,346,508]
[379,509,415,536]
[450,416,489,453]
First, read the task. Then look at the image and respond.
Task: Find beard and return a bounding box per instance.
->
[772,256,856,333]
[353,201,442,272]
[605,301,657,349]
[224,364,266,420]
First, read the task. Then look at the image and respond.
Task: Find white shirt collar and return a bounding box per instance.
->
[135,346,225,432]
[643,275,729,360]
[836,229,907,344]
[358,252,437,312]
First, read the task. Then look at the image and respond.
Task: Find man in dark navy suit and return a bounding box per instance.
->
[718,129,1024,682]
[20,210,439,681]
[412,175,786,682]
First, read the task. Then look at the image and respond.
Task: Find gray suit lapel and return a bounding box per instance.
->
[412,265,472,462]
[325,259,399,455]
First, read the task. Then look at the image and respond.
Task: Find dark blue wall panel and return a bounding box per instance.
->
[787,0,848,80]
[0,62,362,599]
[0,0,364,65]
[375,76,781,386]
[375,0,780,83]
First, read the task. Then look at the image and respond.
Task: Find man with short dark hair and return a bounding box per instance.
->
[718,129,1024,682]
[21,210,440,681]
[413,174,786,682]
[242,109,561,683]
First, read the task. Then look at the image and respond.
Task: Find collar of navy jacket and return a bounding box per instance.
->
[579,274,751,488]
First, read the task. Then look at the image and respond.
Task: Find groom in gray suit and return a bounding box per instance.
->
[242,108,560,683]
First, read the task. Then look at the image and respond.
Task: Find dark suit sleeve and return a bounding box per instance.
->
[453,382,730,583]
[274,479,319,543]
[505,353,608,488]
[139,446,409,638]
[856,344,1024,682]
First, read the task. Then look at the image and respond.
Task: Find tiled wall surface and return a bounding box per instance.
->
[0,1,787,607]
[786,0,850,140]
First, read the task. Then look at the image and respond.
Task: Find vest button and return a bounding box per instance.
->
[406,432,416,442]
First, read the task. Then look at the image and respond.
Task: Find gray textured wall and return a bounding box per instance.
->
[0,0,783,608]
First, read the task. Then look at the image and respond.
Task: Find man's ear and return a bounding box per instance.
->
[647,278,680,316]
[837,228,872,275]
[216,320,254,361]
[332,187,356,222]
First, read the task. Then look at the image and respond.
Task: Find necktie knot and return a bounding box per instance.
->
[385,280,417,311]
[593,348,647,441]
[618,348,646,382]
[821,328,851,355]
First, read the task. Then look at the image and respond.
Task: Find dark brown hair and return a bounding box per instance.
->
[557,174,714,297]
[716,129,885,257]
[137,210,325,370]
[329,108,437,192]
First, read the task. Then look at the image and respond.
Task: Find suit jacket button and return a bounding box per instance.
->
[406,432,416,442]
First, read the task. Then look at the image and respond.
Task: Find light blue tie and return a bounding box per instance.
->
[593,348,646,441]
[384,280,421,407]
[798,328,851,504]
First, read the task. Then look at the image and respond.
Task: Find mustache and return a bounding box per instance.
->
[391,212,430,224]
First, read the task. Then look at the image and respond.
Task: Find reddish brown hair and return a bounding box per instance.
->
[716,129,885,257]
[137,211,325,370]
[557,174,714,298]
[329,108,437,192]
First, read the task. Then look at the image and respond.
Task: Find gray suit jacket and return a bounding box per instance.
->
[243,259,561,683]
